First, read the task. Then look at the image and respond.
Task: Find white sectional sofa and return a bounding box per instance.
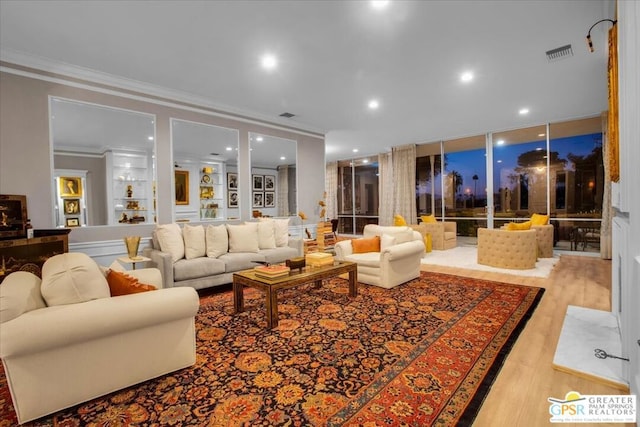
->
[144,219,303,290]
[0,253,200,424]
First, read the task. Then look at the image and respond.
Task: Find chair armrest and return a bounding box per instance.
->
[127,268,163,289]
[288,237,303,257]
[334,240,353,259]
[444,221,457,233]
[142,247,174,288]
[381,240,425,260]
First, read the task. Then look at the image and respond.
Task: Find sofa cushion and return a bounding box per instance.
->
[259,246,299,264]
[506,221,532,231]
[219,252,264,272]
[183,224,206,259]
[420,214,437,223]
[273,218,290,247]
[206,224,229,258]
[352,236,381,253]
[0,271,46,323]
[106,270,157,296]
[40,253,110,306]
[344,252,381,268]
[253,220,276,249]
[380,234,397,251]
[227,223,259,253]
[444,231,457,241]
[531,213,549,226]
[394,214,407,226]
[173,257,226,281]
[156,223,185,262]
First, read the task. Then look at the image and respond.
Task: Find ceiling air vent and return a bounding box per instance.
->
[546,44,573,62]
[279,112,295,118]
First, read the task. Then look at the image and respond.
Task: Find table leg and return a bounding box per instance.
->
[233,281,244,314]
[266,288,278,329]
[348,268,357,297]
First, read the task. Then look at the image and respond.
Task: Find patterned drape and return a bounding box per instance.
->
[325,161,338,220]
[378,152,393,226]
[277,165,289,216]
[600,112,612,259]
[608,24,619,182]
[392,144,417,225]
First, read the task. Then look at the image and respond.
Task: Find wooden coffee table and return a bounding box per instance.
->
[233,261,357,329]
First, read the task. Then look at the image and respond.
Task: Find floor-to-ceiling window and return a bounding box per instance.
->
[549,116,603,251]
[415,144,442,218]
[442,135,487,236]
[337,156,379,235]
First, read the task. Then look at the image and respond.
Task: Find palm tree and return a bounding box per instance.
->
[450,170,463,205]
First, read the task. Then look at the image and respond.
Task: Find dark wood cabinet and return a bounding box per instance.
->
[0,234,69,284]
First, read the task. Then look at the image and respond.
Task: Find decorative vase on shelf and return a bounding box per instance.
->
[124,236,141,260]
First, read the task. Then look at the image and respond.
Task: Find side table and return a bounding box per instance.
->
[117,255,151,270]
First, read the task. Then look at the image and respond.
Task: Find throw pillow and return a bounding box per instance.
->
[252,220,276,249]
[0,271,46,323]
[40,253,111,306]
[206,224,229,258]
[531,213,549,226]
[155,223,184,262]
[106,270,156,297]
[380,234,397,252]
[394,214,407,226]
[260,217,290,247]
[420,214,437,224]
[352,236,381,253]
[227,223,259,253]
[506,221,532,231]
[183,224,206,259]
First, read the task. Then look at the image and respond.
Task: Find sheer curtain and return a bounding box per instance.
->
[325,162,338,220]
[378,152,393,226]
[392,144,417,225]
[277,165,289,216]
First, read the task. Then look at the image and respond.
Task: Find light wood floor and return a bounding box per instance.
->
[421,255,636,427]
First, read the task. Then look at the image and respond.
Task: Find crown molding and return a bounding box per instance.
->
[0,48,325,138]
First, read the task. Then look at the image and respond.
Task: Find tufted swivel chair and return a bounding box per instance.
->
[476,228,537,269]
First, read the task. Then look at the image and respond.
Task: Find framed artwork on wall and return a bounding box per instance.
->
[253,192,264,208]
[228,191,238,208]
[63,199,80,215]
[59,177,82,198]
[65,218,80,227]
[175,170,189,205]
[227,172,238,190]
[252,175,264,191]
[264,175,275,190]
[264,192,275,208]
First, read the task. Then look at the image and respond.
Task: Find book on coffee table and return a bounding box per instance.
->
[254,264,291,279]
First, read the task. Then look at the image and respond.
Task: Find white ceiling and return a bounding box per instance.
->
[0,0,614,163]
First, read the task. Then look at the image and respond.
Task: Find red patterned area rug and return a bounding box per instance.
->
[0,272,543,426]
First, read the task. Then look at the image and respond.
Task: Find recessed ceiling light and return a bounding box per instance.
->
[460,71,474,83]
[353,148,359,153]
[496,139,505,146]
[371,0,390,10]
[261,53,277,71]
[280,156,286,160]
[363,159,369,164]
[147,136,154,141]
[519,107,530,115]
[256,136,264,142]
[368,99,380,110]
[226,147,232,151]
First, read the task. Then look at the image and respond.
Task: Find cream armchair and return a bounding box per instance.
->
[334,225,425,289]
[0,253,200,424]
[411,221,457,250]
